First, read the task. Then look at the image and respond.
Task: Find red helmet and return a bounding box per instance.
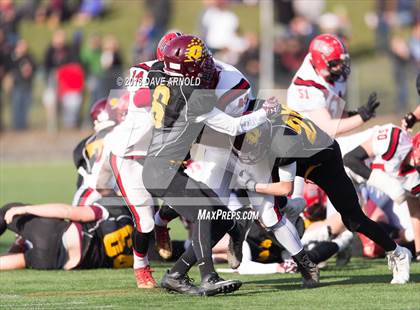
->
[156,31,183,60]
[162,35,218,88]
[412,132,420,166]
[90,94,129,125]
[309,34,350,83]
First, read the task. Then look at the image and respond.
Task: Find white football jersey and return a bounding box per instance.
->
[110,60,157,157]
[371,123,419,195]
[287,54,347,119]
[214,59,252,116]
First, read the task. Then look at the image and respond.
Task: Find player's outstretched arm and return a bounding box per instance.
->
[306,107,364,137]
[198,97,280,136]
[4,203,104,224]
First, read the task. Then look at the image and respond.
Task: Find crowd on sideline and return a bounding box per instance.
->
[0,0,419,131]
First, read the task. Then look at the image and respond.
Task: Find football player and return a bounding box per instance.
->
[287,34,379,137]
[0,198,133,270]
[235,104,413,284]
[72,96,128,206]
[105,31,183,289]
[343,125,420,261]
[286,33,380,246]
[142,35,280,296]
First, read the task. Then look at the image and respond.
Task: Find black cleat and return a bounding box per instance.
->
[292,250,320,288]
[199,272,242,296]
[227,207,253,269]
[160,270,200,295]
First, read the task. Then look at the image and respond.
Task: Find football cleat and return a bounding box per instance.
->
[199,272,242,296]
[160,270,200,295]
[155,225,172,260]
[387,245,412,284]
[134,266,157,289]
[227,218,252,269]
[292,250,320,288]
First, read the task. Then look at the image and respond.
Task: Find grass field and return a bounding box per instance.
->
[1,162,420,309]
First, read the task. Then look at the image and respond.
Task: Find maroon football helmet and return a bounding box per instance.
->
[162,35,218,88]
[90,94,129,125]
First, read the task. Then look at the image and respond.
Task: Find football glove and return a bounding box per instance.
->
[357,92,380,122]
[236,170,257,192]
[402,112,417,129]
[261,96,281,118]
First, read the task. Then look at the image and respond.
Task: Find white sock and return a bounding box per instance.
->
[237,242,278,274]
[133,252,149,269]
[272,217,303,256]
[154,212,168,227]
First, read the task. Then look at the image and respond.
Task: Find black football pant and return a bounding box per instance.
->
[297,140,396,252]
[143,159,235,278]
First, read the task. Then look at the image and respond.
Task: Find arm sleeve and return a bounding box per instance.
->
[200,108,267,136]
[343,146,371,180]
[277,162,297,182]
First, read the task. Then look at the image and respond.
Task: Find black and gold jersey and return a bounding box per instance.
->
[270,105,334,166]
[146,61,217,160]
[79,198,133,269]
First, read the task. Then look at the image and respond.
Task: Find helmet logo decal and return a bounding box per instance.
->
[185,38,205,62]
[313,40,334,56]
[245,128,261,145]
[109,97,119,109]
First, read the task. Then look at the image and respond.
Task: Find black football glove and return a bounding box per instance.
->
[402,112,417,129]
[357,92,380,122]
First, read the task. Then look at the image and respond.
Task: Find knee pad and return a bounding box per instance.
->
[131,205,155,233]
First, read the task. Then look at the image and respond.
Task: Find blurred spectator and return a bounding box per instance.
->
[56,62,84,128]
[293,0,325,24]
[237,33,260,94]
[373,0,418,52]
[273,0,295,26]
[132,14,157,64]
[409,20,420,68]
[35,0,79,27]
[10,39,36,130]
[390,20,420,113]
[390,35,410,112]
[75,0,105,25]
[273,15,316,86]
[43,30,75,131]
[100,35,122,97]
[145,0,172,45]
[0,0,22,46]
[318,10,351,39]
[0,27,12,131]
[200,0,239,53]
[81,33,103,106]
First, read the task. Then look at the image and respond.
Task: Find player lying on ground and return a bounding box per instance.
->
[0,198,133,270]
[234,104,412,284]
[343,126,420,261]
